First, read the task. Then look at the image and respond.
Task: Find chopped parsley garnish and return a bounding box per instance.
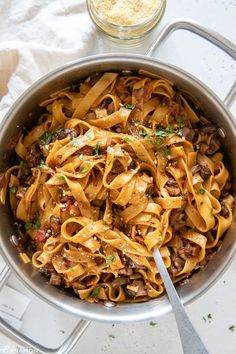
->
[90,287,100,297]
[58,175,66,181]
[124,103,134,110]
[229,325,235,332]
[25,218,40,232]
[123,137,131,143]
[104,255,116,267]
[156,136,164,145]
[203,313,213,323]
[210,208,214,218]
[53,127,63,134]
[155,127,173,144]
[19,160,27,168]
[138,129,148,137]
[176,118,185,128]
[198,188,205,195]
[93,143,100,156]
[80,167,88,174]
[39,159,45,167]
[107,255,116,262]
[25,223,32,232]
[40,131,52,145]
[149,321,157,326]
[9,187,17,194]
[33,218,41,229]
[69,267,75,272]
[156,234,163,242]
[154,127,173,138]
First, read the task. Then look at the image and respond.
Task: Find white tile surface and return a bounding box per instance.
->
[0,0,236,353]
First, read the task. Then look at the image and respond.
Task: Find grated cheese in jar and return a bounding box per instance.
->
[92,0,162,26]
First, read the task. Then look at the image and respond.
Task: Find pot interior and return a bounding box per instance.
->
[0,54,235,322]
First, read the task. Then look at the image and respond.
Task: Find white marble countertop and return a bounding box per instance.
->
[0,0,236,353]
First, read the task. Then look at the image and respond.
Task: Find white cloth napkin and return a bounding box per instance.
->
[0,0,96,121]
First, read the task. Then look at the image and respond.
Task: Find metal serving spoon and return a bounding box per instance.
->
[153,248,209,354]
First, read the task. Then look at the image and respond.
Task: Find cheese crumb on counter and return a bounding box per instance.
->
[93,0,162,26]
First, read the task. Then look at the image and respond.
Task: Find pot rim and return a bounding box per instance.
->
[0,53,235,323]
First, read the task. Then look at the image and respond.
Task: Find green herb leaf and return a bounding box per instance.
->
[9,187,17,194]
[106,255,116,262]
[156,136,164,145]
[19,160,27,168]
[149,321,157,326]
[207,313,212,320]
[32,218,41,230]
[80,167,88,174]
[176,118,185,128]
[198,188,205,195]
[229,325,235,332]
[58,175,66,181]
[93,143,100,156]
[90,287,100,297]
[154,127,173,138]
[39,159,45,167]
[25,218,40,232]
[139,129,148,137]
[53,127,63,134]
[210,208,214,218]
[40,132,52,145]
[69,267,75,272]
[25,223,33,232]
[104,255,116,268]
[124,103,134,110]
[123,137,131,143]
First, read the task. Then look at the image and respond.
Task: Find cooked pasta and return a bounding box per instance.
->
[0,70,234,303]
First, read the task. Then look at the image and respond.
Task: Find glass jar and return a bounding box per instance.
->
[87,0,167,42]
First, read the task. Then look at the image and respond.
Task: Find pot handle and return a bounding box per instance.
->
[146,18,236,108]
[0,266,90,354]
[0,318,90,354]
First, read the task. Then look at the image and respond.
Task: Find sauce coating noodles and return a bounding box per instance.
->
[0,71,233,303]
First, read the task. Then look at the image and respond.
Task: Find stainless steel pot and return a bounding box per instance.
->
[0,18,236,352]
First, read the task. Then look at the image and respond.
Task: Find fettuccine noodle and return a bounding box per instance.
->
[0,70,233,303]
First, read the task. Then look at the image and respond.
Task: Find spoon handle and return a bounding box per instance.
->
[153,248,209,354]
